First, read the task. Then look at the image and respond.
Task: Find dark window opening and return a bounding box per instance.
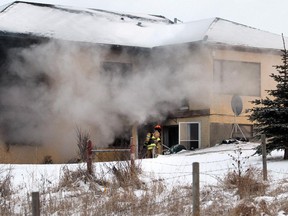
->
[163,125,179,148]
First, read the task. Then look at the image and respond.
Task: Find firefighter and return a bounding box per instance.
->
[154,124,162,155]
[144,125,162,158]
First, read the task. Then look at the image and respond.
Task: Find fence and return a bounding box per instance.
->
[86,137,136,175]
[28,134,284,215]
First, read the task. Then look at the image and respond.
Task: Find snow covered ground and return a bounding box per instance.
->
[1,142,288,215]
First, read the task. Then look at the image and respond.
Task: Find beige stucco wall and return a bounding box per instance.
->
[166,46,282,149]
[209,48,281,125]
[0,142,64,163]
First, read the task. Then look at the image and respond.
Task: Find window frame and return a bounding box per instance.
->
[178,122,201,150]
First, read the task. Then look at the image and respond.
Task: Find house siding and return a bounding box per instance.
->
[164,46,281,149]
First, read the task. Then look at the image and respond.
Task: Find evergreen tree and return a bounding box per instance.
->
[249,35,288,159]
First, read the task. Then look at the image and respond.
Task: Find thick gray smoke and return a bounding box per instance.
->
[0,40,210,154]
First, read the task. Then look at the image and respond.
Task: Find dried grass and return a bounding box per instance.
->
[0,165,13,215]
[37,162,193,215]
[0,166,13,198]
[108,160,143,189]
[4,159,288,215]
[200,185,233,216]
[223,166,268,199]
[201,166,271,216]
[57,165,108,191]
[279,199,288,214]
[230,201,257,216]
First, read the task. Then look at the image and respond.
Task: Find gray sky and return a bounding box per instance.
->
[1,0,288,36]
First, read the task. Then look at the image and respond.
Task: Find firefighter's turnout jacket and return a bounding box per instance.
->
[144,132,160,150]
[144,131,161,158]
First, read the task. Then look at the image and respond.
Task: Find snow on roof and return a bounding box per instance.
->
[0,3,11,12]
[206,18,286,50]
[0,1,174,47]
[0,1,286,50]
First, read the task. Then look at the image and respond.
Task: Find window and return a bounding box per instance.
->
[179,122,200,150]
[214,60,260,96]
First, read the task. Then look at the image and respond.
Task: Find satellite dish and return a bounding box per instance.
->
[231,95,243,116]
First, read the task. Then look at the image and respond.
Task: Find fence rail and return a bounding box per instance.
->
[92,149,130,152]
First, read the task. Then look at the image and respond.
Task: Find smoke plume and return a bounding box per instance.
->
[0,40,210,156]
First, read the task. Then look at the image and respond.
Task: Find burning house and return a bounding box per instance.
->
[0,1,286,163]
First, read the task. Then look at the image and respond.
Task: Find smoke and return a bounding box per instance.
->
[0,40,211,154]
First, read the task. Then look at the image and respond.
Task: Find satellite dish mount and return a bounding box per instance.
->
[230,95,246,140]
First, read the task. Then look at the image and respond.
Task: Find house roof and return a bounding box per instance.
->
[204,18,286,50]
[0,1,286,50]
[0,1,173,48]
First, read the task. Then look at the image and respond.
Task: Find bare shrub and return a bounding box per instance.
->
[113,164,141,188]
[105,160,143,189]
[225,145,268,199]
[58,165,85,189]
[224,166,268,199]
[228,145,250,177]
[42,155,53,164]
[0,166,13,198]
[0,166,13,215]
[75,127,90,162]
[58,165,108,191]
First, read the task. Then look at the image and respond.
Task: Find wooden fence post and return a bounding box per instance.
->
[130,137,136,173]
[261,134,268,181]
[87,140,93,175]
[192,162,200,216]
[132,124,138,159]
[32,191,40,216]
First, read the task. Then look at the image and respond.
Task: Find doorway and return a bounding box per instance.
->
[163,125,179,148]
